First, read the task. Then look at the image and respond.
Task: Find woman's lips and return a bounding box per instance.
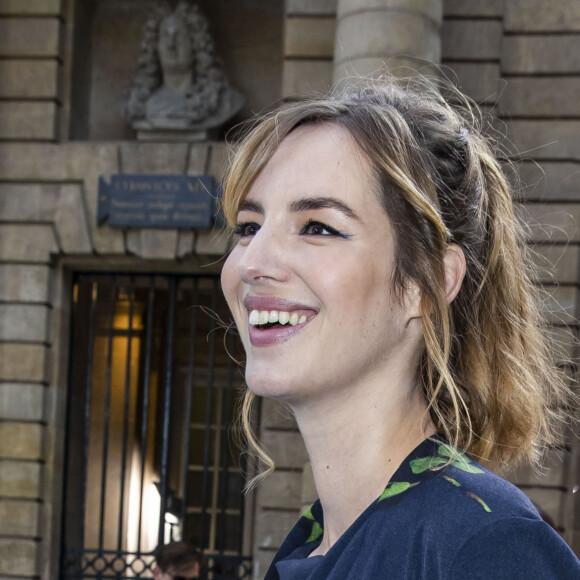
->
[243,296,317,347]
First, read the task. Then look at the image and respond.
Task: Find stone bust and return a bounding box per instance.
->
[127,1,244,132]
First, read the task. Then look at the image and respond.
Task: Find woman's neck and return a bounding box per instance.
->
[292,374,435,557]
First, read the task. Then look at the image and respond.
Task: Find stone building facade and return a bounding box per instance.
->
[0,0,579,579]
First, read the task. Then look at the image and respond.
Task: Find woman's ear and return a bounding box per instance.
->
[444,244,466,303]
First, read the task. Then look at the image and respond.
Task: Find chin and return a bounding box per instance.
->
[244,365,299,402]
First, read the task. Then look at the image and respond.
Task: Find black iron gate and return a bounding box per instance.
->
[61,273,252,579]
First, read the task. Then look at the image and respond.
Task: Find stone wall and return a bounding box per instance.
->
[1,0,579,578]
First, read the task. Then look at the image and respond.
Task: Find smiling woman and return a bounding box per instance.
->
[219,78,580,579]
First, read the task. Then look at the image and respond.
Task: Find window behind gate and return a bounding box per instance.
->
[61,274,252,579]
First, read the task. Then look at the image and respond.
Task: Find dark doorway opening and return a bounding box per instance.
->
[60,273,251,579]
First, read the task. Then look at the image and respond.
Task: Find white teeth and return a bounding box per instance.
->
[248,309,312,327]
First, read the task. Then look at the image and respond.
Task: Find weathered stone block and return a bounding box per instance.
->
[504,448,567,487]
[0,0,61,14]
[285,16,336,57]
[206,143,228,181]
[530,244,580,284]
[447,63,500,104]
[336,11,440,63]
[176,231,195,258]
[0,500,39,537]
[257,471,302,509]
[518,202,580,243]
[507,121,580,161]
[517,162,580,202]
[262,430,308,469]
[500,78,580,118]
[541,285,579,325]
[442,20,502,60]
[286,0,337,15]
[0,460,41,498]
[445,0,503,17]
[138,230,178,260]
[0,223,57,262]
[0,304,49,342]
[0,384,44,422]
[54,184,93,254]
[63,144,123,255]
[0,101,56,140]
[120,143,189,174]
[0,344,47,382]
[0,265,50,302]
[544,325,577,364]
[505,0,580,32]
[187,144,210,174]
[253,549,277,580]
[502,36,580,74]
[282,60,333,98]
[255,510,300,549]
[0,144,65,180]
[0,423,43,460]
[0,539,38,576]
[195,228,230,256]
[0,59,58,98]
[0,18,59,57]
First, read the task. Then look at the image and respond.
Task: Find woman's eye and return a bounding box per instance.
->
[234,222,260,237]
[300,220,347,238]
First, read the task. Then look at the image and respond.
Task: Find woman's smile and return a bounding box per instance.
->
[221,123,422,403]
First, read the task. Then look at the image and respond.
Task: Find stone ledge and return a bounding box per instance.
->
[517,202,580,243]
[516,162,580,202]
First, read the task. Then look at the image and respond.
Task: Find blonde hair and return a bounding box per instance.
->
[222,78,571,484]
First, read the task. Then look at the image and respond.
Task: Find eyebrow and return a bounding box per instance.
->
[237,196,360,221]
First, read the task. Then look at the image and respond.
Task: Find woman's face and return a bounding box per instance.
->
[221,124,422,405]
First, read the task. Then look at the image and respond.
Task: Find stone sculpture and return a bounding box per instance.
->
[127,1,244,137]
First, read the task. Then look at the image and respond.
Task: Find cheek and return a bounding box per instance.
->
[220,250,241,312]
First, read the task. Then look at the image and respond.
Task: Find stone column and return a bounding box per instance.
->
[333,0,443,85]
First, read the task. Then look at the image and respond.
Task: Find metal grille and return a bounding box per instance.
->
[61,274,251,579]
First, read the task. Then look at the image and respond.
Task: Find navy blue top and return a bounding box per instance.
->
[265,437,580,579]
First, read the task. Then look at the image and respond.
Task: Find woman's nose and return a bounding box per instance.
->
[237,228,291,285]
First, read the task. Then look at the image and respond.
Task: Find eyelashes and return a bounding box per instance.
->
[234,219,351,240]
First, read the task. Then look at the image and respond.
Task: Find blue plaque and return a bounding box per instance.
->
[98,174,216,228]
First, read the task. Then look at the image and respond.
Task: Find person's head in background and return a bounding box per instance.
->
[153,541,201,580]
